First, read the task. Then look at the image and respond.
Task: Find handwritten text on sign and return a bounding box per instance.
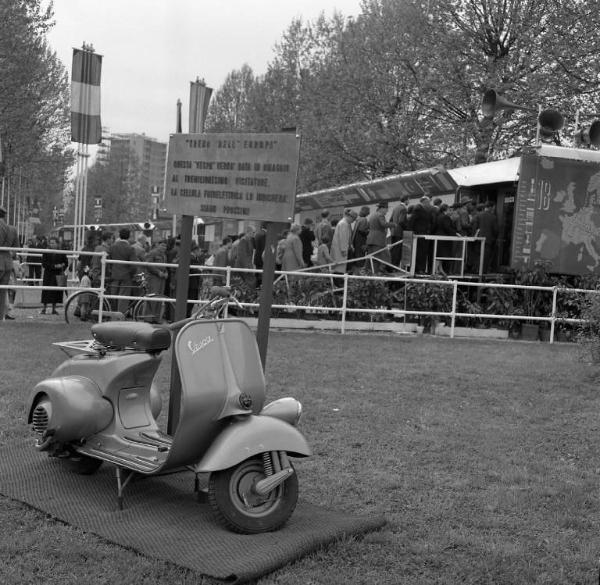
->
[165,133,300,222]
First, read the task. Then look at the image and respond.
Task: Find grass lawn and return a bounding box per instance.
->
[1,320,599,584]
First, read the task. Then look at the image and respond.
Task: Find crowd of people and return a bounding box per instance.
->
[76,228,209,318]
[222,196,498,280]
[398,196,500,275]
[0,195,500,323]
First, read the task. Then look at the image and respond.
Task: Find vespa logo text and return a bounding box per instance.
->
[188,335,214,356]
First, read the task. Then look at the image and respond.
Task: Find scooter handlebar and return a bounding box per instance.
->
[168,287,242,331]
[167,315,196,332]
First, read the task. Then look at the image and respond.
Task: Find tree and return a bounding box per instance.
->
[85,148,145,224]
[0,0,73,235]
[206,0,600,194]
[206,65,257,132]
[389,0,600,163]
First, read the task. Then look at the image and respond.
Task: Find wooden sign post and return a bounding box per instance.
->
[164,132,300,431]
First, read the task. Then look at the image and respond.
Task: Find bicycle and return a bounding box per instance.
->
[63,272,175,324]
[188,285,245,321]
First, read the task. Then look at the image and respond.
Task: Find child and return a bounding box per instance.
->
[316,235,333,272]
[4,259,21,320]
[77,267,92,321]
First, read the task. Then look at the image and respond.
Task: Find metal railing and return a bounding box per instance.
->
[1,244,594,342]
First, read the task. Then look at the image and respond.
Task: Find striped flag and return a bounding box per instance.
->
[189,80,212,133]
[71,48,102,144]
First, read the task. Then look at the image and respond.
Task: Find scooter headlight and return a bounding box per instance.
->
[238,393,253,410]
[260,397,302,426]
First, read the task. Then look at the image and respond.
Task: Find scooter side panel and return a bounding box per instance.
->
[194,415,312,473]
[28,377,113,443]
[51,352,162,404]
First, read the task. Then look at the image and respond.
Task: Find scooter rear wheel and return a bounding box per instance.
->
[208,456,298,534]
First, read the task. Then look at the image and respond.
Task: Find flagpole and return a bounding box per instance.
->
[82,143,89,247]
[15,167,22,239]
[5,174,9,221]
[74,146,81,250]
[73,151,77,249]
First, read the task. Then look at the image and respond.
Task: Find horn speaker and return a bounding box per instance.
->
[538,110,565,139]
[482,89,531,117]
[575,120,600,147]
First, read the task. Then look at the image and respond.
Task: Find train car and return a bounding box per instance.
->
[295,144,600,276]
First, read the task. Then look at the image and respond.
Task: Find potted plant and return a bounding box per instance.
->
[482,284,522,335]
[456,291,485,328]
[575,292,600,362]
[403,278,452,333]
[514,262,554,340]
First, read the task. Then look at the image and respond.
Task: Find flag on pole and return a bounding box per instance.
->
[189,79,213,133]
[71,48,102,144]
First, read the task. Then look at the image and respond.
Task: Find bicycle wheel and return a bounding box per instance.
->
[63,291,112,324]
[133,295,174,324]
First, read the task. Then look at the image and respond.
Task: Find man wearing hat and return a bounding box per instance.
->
[390,195,410,266]
[330,208,357,274]
[366,202,394,273]
[0,205,19,321]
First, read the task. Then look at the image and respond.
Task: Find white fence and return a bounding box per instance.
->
[1,245,593,342]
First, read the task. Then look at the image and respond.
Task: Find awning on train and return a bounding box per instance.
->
[295,166,458,212]
[447,157,521,187]
[294,145,600,212]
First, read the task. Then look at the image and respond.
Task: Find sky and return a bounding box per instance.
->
[46,0,364,144]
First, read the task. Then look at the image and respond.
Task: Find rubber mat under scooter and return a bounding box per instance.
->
[0,441,386,584]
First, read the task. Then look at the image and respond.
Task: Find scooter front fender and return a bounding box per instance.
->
[194,415,311,473]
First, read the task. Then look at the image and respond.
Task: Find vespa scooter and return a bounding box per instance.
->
[27,288,311,534]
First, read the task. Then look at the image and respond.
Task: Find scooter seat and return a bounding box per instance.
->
[91,321,171,352]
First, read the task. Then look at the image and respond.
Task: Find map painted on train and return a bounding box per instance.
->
[512,153,600,275]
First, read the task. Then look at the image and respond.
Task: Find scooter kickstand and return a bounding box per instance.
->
[194,472,208,503]
[115,466,136,510]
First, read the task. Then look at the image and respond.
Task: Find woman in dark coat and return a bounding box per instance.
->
[40,236,68,314]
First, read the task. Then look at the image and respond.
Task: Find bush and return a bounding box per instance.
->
[576,290,600,362]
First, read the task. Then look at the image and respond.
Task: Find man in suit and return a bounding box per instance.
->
[366,202,394,273]
[408,201,433,273]
[390,195,410,266]
[299,218,316,267]
[234,225,256,287]
[253,224,267,287]
[472,201,499,273]
[108,228,137,314]
[0,205,18,321]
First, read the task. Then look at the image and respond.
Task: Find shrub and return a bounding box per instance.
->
[576,290,600,362]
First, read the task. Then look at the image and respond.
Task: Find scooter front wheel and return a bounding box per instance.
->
[208,456,298,534]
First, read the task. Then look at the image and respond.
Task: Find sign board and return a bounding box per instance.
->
[512,152,600,275]
[164,132,300,222]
